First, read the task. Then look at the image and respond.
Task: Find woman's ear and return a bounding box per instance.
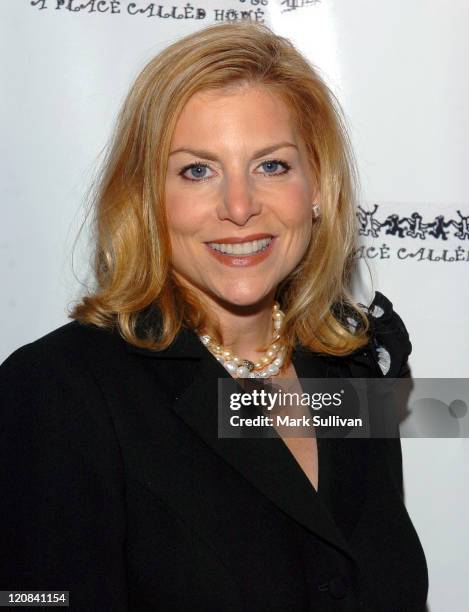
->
[309,170,320,203]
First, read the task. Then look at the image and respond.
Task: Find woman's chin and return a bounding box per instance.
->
[211,285,276,310]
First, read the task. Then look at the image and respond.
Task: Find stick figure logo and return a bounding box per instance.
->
[357,205,469,241]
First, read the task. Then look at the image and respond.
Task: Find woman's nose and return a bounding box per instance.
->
[216,178,262,226]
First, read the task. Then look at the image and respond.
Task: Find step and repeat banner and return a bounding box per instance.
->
[1,1,468,608]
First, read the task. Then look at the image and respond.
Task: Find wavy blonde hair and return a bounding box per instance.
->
[70,20,371,362]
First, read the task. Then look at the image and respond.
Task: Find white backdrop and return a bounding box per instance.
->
[1,1,468,609]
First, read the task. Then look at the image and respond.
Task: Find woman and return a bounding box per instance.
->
[0,21,428,611]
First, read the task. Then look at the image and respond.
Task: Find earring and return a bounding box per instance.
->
[312,203,320,218]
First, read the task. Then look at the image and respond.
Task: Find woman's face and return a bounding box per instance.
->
[165,84,318,309]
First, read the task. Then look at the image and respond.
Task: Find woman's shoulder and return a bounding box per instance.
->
[0,319,124,390]
[353,290,413,377]
[316,291,413,378]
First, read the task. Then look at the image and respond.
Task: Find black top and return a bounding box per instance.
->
[0,291,428,611]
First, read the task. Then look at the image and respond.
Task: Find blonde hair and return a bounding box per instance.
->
[70,20,371,362]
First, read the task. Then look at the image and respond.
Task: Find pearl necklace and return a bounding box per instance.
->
[198,302,286,378]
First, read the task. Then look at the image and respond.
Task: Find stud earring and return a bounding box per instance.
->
[312,203,320,218]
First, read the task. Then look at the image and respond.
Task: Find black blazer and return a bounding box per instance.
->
[0,292,428,611]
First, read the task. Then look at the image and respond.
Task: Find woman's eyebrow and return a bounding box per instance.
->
[169,141,298,161]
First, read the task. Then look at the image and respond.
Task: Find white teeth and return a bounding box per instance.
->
[208,237,272,255]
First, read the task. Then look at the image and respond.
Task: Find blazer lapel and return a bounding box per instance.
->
[126,327,362,565]
[292,349,372,543]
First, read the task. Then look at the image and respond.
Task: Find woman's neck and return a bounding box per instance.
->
[202,293,277,364]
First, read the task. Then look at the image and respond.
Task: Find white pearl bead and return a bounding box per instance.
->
[273,357,283,367]
[236,366,250,378]
[224,361,237,373]
[267,364,279,375]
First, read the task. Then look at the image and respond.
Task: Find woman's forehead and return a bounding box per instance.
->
[171,85,300,146]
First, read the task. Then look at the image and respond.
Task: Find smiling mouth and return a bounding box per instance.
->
[206,237,273,256]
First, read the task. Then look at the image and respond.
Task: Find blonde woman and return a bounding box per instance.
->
[0,21,427,611]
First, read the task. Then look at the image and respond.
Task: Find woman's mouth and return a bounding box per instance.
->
[204,236,276,267]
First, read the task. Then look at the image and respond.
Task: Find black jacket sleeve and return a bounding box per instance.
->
[368,292,414,500]
[0,340,128,611]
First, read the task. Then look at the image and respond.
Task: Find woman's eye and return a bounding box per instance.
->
[258,159,291,176]
[179,163,213,182]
